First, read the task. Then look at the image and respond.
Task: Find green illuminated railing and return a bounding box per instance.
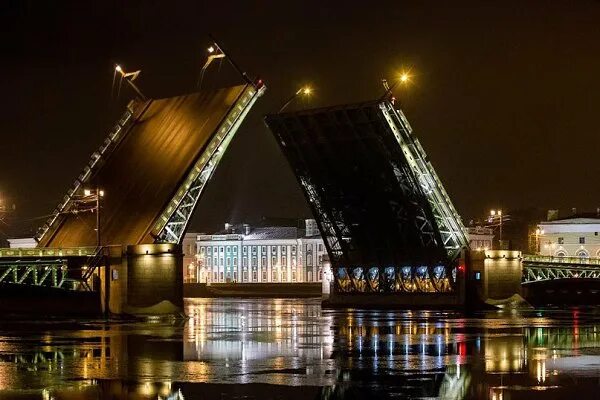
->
[0,247,97,259]
[523,254,600,266]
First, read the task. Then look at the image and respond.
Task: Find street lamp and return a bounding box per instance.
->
[114,64,146,100]
[82,188,105,247]
[490,209,503,243]
[381,70,412,101]
[535,227,545,254]
[278,85,313,113]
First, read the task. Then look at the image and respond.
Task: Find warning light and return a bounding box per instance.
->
[458,264,465,273]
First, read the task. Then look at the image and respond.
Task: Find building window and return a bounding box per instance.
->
[207,247,211,255]
[262,270,267,281]
[253,270,257,281]
[282,270,287,282]
[213,246,218,254]
[292,245,296,253]
[242,258,248,267]
[262,256,266,266]
[261,246,266,253]
[252,257,258,267]
[272,270,277,282]
[282,257,287,267]
[219,272,224,282]
[272,246,277,253]
[207,258,212,267]
[233,271,237,281]
[214,272,217,281]
[579,237,586,244]
[226,257,231,267]
[220,258,224,266]
[282,246,287,254]
[292,269,296,282]
[272,256,277,265]
[243,246,247,255]
[220,246,224,253]
[576,249,589,258]
[200,247,205,254]
[226,246,231,253]
[307,244,312,251]
[318,268,323,281]
[233,257,237,267]
[558,237,564,244]
[226,272,231,281]
[243,270,248,282]
[233,247,237,254]
[318,243,323,252]
[252,246,257,254]
[307,255,313,267]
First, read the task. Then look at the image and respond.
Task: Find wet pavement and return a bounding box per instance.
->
[1,298,600,399]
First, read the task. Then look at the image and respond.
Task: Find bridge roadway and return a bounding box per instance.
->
[38,85,248,248]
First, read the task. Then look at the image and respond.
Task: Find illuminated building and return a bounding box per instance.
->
[537,214,600,257]
[189,219,326,283]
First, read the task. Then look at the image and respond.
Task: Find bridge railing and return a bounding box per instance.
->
[523,254,600,266]
[0,247,98,258]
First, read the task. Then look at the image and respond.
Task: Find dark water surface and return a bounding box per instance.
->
[1,298,599,399]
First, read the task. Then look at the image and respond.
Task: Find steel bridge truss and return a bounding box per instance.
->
[153,85,266,244]
[0,260,79,290]
[334,265,454,294]
[522,264,600,284]
[0,246,104,291]
[379,102,469,262]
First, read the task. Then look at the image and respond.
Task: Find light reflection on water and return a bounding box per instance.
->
[0,298,599,399]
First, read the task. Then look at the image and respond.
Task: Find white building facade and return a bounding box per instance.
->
[537,217,600,258]
[187,220,327,284]
[466,226,494,251]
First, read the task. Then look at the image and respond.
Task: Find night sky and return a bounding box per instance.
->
[2,1,600,235]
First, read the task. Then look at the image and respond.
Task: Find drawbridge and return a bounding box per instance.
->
[3,64,264,292]
[37,84,264,247]
[265,99,469,300]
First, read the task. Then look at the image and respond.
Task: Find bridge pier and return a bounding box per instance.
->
[101,244,184,317]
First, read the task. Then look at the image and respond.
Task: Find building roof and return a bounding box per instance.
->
[542,216,600,225]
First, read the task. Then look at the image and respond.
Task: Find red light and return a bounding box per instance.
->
[458,264,465,273]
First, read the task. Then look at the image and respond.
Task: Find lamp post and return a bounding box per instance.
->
[83,188,105,247]
[490,209,503,245]
[381,71,412,102]
[278,86,313,113]
[535,228,545,254]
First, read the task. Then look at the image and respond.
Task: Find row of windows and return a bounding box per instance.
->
[198,243,325,255]
[200,268,323,283]
[556,237,593,245]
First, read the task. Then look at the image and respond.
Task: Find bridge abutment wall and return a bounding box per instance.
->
[100,244,184,316]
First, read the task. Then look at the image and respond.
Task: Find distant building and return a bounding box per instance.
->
[466,226,494,251]
[186,219,326,284]
[7,237,37,248]
[536,215,600,258]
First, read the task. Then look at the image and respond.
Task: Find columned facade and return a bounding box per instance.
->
[189,220,326,284]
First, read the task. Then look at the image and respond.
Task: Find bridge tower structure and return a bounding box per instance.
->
[265,99,469,308]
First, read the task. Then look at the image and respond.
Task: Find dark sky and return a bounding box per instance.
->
[2,1,600,235]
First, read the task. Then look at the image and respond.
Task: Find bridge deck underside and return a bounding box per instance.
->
[39,85,246,248]
[265,102,449,270]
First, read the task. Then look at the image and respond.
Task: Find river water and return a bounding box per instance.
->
[0,298,599,399]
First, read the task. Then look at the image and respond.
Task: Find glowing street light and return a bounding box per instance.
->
[278,85,313,113]
[381,69,413,102]
[81,188,105,247]
[490,209,503,243]
[114,64,146,100]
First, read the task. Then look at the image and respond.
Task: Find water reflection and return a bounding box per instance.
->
[0,299,599,399]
